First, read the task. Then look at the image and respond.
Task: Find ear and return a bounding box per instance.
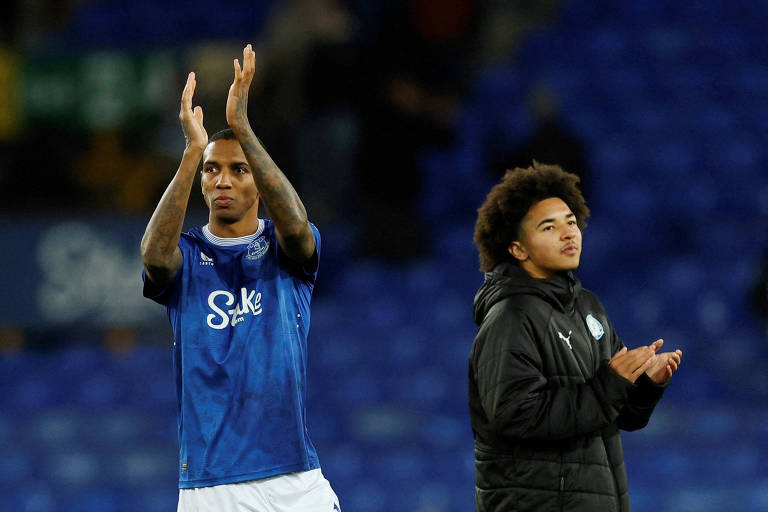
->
[508,241,528,262]
[200,171,209,205]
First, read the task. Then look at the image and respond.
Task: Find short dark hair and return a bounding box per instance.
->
[207,128,268,151]
[208,127,237,142]
[473,162,589,272]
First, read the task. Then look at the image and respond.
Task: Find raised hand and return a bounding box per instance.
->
[609,345,657,383]
[644,339,683,383]
[226,44,256,131]
[179,72,208,151]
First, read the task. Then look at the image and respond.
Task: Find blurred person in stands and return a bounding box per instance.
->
[140,45,339,511]
[474,0,560,67]
[751,251,768,329]
[469,163,682,511]
[353,0,478,259]
[488,81,590,200]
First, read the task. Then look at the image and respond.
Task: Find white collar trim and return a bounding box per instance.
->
[202,219,264,246]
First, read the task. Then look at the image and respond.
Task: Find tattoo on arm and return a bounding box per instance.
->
[141,152,200,282]
[242,136,307,224]
[235,130,314,261]
[144,187,188,257]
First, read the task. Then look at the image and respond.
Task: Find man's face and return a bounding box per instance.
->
[509,197,582,279]
[201,139,259,224]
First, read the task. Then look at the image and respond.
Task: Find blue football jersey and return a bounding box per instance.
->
[143,219,321,489]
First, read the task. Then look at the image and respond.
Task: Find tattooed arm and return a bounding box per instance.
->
[226,44,315,263]
[140,72,208,286]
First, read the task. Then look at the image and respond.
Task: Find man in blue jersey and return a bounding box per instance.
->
[141,44,340,511]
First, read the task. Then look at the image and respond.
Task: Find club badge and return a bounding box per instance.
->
[246,237,269,260]
[585,314,604,340]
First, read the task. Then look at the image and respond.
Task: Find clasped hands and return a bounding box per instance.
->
[609,339,682,384]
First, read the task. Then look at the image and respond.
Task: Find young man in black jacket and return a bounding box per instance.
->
[469,162,682,511]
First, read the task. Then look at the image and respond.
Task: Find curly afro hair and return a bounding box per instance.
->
[474,162,589,272]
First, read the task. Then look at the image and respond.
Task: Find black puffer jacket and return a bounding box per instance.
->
[469,263,666,511]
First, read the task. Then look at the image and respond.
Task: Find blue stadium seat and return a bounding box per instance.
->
[0,448,34,484]
[0,484,56,512]
[389,368,449,408]
[745,481,768,511]
[130,488,179,512]
[86,411,148,447]
[76,371,120,407]
[63,488,122,512]
[28,410,82,451]
[668,488,732,511]
[109,446,176,488]
[49,450,101,489]
[340,479,388,512]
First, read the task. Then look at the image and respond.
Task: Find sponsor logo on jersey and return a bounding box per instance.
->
[558,330,573,349]
[246,237,270,260]
[200,251,214,266]
[206,287,263,329]
[585,314,604,340]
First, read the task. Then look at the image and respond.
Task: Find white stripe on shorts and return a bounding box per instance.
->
[177,468,340,512]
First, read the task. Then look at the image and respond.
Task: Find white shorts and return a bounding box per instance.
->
[177,468,340,512]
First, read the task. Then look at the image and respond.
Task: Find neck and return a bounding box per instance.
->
[520,261,553,279]
[520,261,573,280]
[207,213,260,238]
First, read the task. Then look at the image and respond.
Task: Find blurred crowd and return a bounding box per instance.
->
[3,0,766,346]
[0,0,567,261]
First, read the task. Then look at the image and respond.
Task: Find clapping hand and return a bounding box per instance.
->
[179,72,207,151]
[644,339,683,384]
[609,345,657,383]
[226,44,256,131]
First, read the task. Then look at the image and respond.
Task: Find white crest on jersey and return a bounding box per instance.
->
[206,288,263,329]
[246,237,270,260]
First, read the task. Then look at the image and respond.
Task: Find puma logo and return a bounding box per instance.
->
[558,330,572,350]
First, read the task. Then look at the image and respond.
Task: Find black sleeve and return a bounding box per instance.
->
[600,314,668,431]
[473,302,636,441]
[617,373,667,431]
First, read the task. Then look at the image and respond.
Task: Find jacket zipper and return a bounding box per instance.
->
[559,453,565,511]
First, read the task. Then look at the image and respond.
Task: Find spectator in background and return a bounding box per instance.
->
[355,0,478,259]
[0,0,78,48]
[751,251,768,328]
[488,81,590,200]
[77,129,173,212]
[292,0,362,227]
[474,0,560,67]
[0,326,24,355]
[3,127,85,211]
[249,0,360,228]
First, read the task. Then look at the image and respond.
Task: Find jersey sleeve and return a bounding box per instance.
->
[142,267,181,306]
[278,222,321,281]
[141,236,190,306]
